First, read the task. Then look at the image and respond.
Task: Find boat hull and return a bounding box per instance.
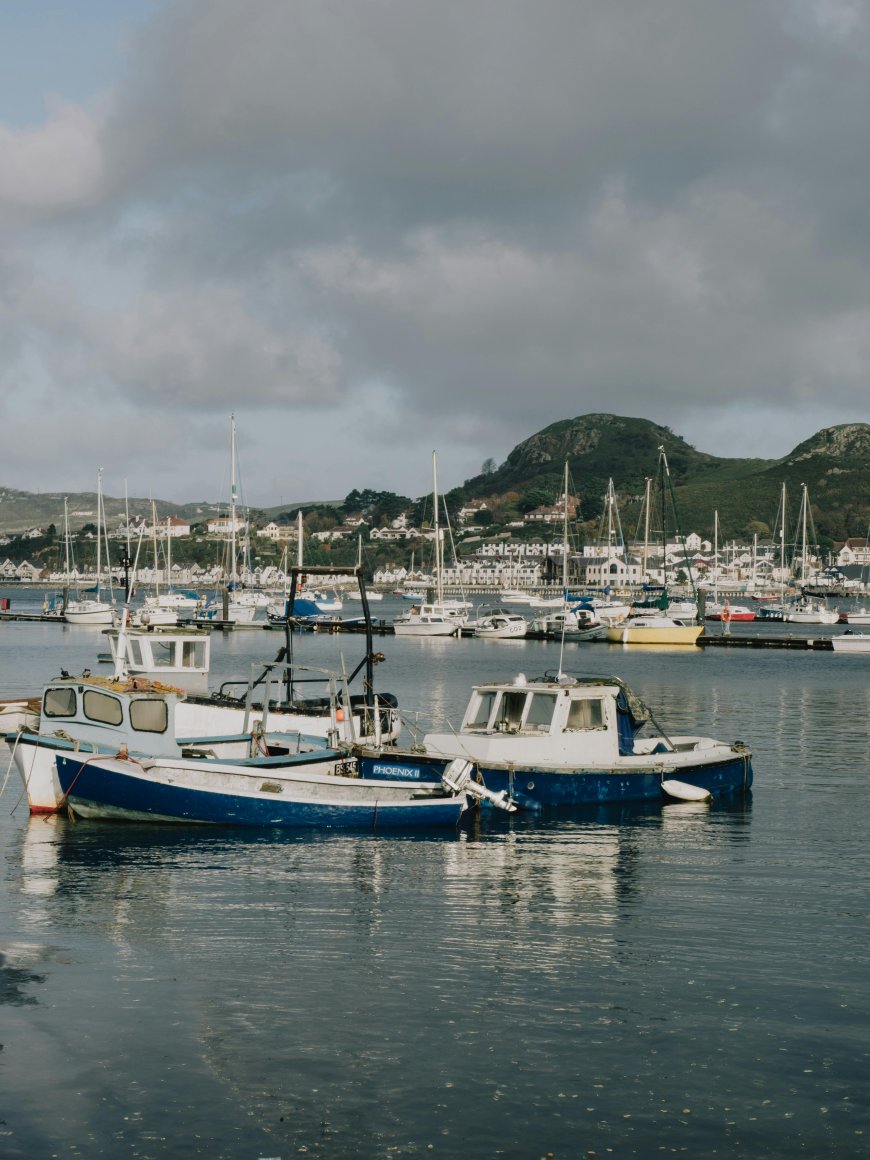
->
[357,751,753,808]
[831,634,870,652]
[54,754,466,829]
[606,624,704,645]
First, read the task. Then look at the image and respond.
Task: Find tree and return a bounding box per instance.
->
[481,457,497,475]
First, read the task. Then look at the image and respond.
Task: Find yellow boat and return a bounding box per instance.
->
[606,616,704,646]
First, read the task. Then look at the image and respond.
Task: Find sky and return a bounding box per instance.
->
[2,0,870,509]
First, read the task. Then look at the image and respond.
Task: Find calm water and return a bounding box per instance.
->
[1,592,868,1157]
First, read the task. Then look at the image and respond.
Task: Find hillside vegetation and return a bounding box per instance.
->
[2,416,868,555]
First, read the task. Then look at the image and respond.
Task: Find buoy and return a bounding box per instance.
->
[661,779,712,802]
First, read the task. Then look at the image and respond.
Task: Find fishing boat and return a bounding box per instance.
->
[7,662,499,826]
[356,670,752,808]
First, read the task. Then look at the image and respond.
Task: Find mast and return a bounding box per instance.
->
[229,415,238,591]
[642,477,652,582]
[713,510,719,604]
[96,468,103,598]
[800,483,808,584]
[297,510,303,568]
[561,460,570,598]
[778,482,787,602]
[151,500,160,596]
[432,450,443,603]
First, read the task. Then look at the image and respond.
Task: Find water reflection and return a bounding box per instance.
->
[0,951,45,1006]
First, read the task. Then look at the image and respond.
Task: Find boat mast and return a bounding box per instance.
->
[642,477,652,583]
[151,500,160,596]
[800,482,808,584]
[231,416,237,590]
[432,450,443,604]
[713,510,719,604]
[561,460,570,598]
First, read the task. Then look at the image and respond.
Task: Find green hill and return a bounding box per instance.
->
[454,415,870,544]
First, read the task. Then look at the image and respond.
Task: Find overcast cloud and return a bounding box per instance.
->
[1,0,869,506]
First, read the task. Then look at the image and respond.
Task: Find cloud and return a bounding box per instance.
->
[0,99,104,219]
[3,1,870,500]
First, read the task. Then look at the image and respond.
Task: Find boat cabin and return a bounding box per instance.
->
[424,673,658,767]
[39,675,186,759]
[105,625,210,694]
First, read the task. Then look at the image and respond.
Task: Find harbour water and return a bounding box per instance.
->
[1,592,868,1157]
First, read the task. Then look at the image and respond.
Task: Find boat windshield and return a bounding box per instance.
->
[467,690,496,729]
[524,693,557,732]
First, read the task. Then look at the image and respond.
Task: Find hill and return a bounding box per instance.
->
[452,415,870,544]
[1,416,868,548]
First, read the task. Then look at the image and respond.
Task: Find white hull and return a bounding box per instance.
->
[393,619,459,637]
[64,601,117,625]
[831,634,870,652]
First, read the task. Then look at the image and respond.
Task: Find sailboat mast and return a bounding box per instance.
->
[229,415,238,589]
[561,460,569,596]
[432,450,443,604]
[642,477,651,582]
[96,468,103,597]
[713,511,719,604]
[800,483,808,583]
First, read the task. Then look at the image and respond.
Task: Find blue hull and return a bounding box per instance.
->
[359,753,753,809]
[55,756,465,830]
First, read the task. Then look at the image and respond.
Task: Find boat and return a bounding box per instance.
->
[5,653,488,824]
[830,633,870,653]
[393,603,461,637]
[10,668,484,829]
[840,608,870,625]
[62,486,118,625]
[471,609,528,639]
[560,608,608,641]
[498,589,536,606]
[605,616,704,646]
[705,600,756,622]
[356,670,752,808]
[393,452,468,637]
[787,597,839,625]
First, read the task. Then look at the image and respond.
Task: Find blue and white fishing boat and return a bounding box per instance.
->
[10,666,495,829]
[357,670,752,809]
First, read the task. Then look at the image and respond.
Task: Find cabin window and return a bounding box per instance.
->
[467,691,496,730]
[152,642,177,668]
[129,698,169,734]
[494,691,526,732]
[567,698,605,731]
[525,693,557,732]
[82,690,124,726]
[44,687,76,718]
[182,640,206,668]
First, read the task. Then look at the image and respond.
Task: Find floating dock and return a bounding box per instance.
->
[699,633,834,650]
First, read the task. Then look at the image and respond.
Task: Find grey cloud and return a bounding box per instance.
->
[4,1,870,499]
